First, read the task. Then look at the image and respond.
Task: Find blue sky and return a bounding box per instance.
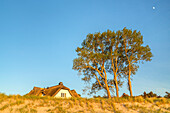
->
[0,0,169,97]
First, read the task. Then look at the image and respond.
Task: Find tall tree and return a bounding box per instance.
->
[121,28,153,96]
[105,30,124,97]
[73,32,113,98]
[73,30,124,98]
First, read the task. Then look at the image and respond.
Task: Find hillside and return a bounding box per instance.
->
[0,93,169,113]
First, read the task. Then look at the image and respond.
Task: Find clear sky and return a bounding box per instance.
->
[0,0,170,97]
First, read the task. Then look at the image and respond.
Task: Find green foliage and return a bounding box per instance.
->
[121,28,153,96]
[73,30,123,98]
[73,28,153,97]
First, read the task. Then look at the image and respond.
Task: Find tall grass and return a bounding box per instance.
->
[0,93,170,113]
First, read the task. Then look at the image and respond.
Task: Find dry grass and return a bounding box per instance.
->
[0,93,169,113]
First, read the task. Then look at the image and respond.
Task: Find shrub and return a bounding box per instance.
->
[144,91,147,98]
[121,93,129,98]
[0,93,7,99]
[141,91,158,98]
[164,92,170,98]
[93,95,101,98]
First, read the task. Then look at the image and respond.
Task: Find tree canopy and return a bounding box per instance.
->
[121,28,153,96]
[73,28,153,98]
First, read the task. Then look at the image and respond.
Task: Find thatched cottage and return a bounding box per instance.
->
[27,82,80,98]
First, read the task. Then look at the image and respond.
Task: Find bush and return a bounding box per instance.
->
[164,92,170,98]
[121,93,129,98]
[141,91,158,98]
[93,95,101,98]
[0,93,7,99]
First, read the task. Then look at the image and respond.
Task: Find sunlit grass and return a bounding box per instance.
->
[0,93,169,113]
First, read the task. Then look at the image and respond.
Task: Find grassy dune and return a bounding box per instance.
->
[0,93,169,113]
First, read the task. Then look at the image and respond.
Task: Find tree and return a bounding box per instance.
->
[73,30,125,98]
[73,28,153,98]
[105,30,124,97]
[73,32,113,98]
[121,28,153,96]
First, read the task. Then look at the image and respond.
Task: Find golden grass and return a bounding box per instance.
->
[0,93,169,113]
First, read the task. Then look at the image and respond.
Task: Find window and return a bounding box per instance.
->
[42,92,45,96]
[61,93,66,97]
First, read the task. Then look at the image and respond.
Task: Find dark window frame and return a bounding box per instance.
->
[61,93,66,97]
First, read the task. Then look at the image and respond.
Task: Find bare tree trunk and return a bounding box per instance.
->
[128,67,133,96]
[114,75,119,97]
[105,79,111,99]
[106,87,111,98]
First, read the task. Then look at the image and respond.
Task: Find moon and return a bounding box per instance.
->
[153,7,155,10]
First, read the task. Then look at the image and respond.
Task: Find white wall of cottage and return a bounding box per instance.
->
[54,89,72,98]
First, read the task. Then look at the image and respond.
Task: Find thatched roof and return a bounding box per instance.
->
[70,89,80,97]
[27,82,80,98]
[27,87,43,96]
